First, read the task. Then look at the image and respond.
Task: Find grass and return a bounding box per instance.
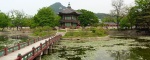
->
[58,30,66,32]
[32,26,56,37]
[63,27,108,38]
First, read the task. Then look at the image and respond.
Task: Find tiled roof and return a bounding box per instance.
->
[59,5,81,14]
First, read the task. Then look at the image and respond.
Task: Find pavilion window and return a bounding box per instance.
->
[72,16,76,20]
[65,23,71,27]
[65,16,71,20]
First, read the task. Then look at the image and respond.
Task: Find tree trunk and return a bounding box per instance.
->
[117,16,119,30]
[17,26,19,31]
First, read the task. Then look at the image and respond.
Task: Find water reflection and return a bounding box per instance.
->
[108,50,130,60]
[130,47,150,60]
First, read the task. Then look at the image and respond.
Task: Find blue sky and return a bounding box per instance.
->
[0,0,135,15]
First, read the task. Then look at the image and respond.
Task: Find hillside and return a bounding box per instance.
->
[50,2,110,19]
[50,2,66,13]
[95,13,110,19]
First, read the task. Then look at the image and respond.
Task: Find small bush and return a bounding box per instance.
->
[0,35,8,41]
[64,27,107,37]
[32,26,55,37]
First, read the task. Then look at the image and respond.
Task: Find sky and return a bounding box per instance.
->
[0,0,135,16]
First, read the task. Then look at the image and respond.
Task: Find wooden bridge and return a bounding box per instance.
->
[0,35,62,60]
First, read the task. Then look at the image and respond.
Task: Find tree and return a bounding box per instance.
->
[102,16,115,23]
[21,16,33,27]
[120,16,130,29]
[126,7,138,29]
[34,7,60,27]
[77,9,99,27]
[0,12,10,31]
[112,0,124,29]
[134,0,150,33]
[8,10,26,30]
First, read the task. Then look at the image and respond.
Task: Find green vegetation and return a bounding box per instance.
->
[64,27,107,38]
[32,26,56,37]
[58,29,66,32]
[50,2,66,13]
[95,13,110,19]
[0,12,10,31]
[34,7,60,27]
[77,9,99,27]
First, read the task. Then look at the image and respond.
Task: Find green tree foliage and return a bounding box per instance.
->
[95,13,110,19]
[102,16,116,23]
[77,9,99,27]
[8,10,27,30]
[21,17,33,27]
[126,7,136,29]
[134,0,150,32]
[0,12,10,31]
[34,7,60,27]
[120,16,130,29]
[112,0,124,29]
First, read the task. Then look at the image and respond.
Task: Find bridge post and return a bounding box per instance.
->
[48,45,53,54]
[34,39,36,43]
[45,40,47,46]
[18,43,20,50]
[16,53,22,60]
[4,47,8,55]
[32,47,35,56]
[34,55,41,60]
[48,38,50,44]
[43,49,48,55]
[40,43,42,50]
[28,39,30,46]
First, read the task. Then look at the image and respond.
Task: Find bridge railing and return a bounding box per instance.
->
[16,35,62,60]
[0,35,52,57]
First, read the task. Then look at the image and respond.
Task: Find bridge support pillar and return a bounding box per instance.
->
[48,45,53,54]
[43,49,48,55]
[34,55,41,60]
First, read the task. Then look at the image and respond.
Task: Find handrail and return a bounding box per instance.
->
[0,35,52,57]
[16,35,62,60]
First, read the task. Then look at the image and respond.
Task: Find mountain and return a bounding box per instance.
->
[50,2,66,14]
[95,13,110,19]
[50,2,110,19]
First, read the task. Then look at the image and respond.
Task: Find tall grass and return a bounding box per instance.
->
[64,27,108,38]
[32,26,56,37]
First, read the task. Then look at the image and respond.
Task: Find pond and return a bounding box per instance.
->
[0,35,29,50]
[42,36,150,60]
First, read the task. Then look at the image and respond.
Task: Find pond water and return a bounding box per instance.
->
[0,35,29,49]
[42,36,150,60]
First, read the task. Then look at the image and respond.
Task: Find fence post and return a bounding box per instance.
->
[4,47,8,55]
[40,43,42,50]
[28,39,30,46]
[18,43,20,50]
[12,47,14,52]
[32,47,35,56]
[34,39,36,43]
[16,53,22,60]
[48,38,50,44]
[38,36,39,41]
[45,40,47,46]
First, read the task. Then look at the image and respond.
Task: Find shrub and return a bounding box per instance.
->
[32,26,55,37]
[64,27,107,37]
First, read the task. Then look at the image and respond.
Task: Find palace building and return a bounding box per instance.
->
[58,3,81,29]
